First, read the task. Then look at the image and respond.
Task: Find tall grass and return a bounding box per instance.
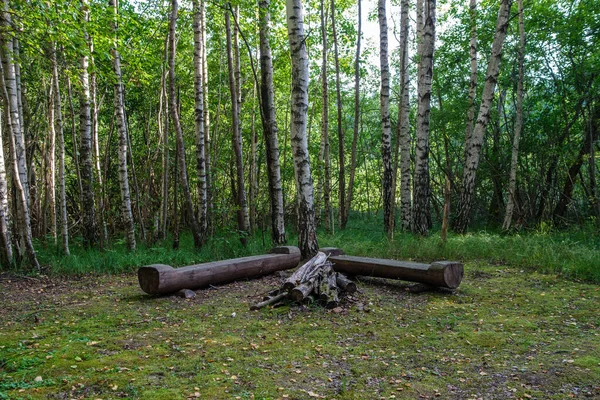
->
[17,214,600,283]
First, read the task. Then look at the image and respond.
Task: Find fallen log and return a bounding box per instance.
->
[138,246,301,295]
[328,253,463,289]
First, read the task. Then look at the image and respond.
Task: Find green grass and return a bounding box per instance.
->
[1,216,599,399]
[20,214,600,283]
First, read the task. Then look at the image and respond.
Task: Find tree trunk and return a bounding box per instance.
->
[65,73,83,204]
[193,0,208,243]
[225,7,250,243]
[110,0,136,250]
[503,0,524,231]
[249,80,258,232]
[320,0,332,233]
[378,0,393,237]
[259,0,286,244]
[0,11,39,268]
[201,0,212,235]
[46,58,57,242]
[398,0,411,232]
[159,36,169,240]
[343,0,361,230]
[412,0,435,236]
[286,0,319,259]
[464,0,478,157]
[168,0,203,248]
[51,45,69,255]
[79,0,97,248]
[331,0,344,230]
[0,108,13,267]
[454,0,513,233]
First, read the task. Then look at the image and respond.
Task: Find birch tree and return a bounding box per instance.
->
[286,0,318,258]
[331,0,344,230]
[51,45,69,255]
[259,0,286,244]
[502,0,524,231]
[110,0,136,250]
[398,0,411,232]
[193,0,208,242]
[225,6,249,243]
[0,6,39,268]
[465,0,478,154]
[378,0,393,236]
[319,0,332,232]
[0,111,12,267]
[343,0,361,230]
[79,0,97,248]
[454,0,513,233]
[168,0,203,248]
[412,0,435,235]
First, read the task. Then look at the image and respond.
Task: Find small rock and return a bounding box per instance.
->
[177,289,196,299]
[332,307,343,314]
[34,376,43,382]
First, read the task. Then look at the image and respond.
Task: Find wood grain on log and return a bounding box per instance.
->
[138,246,301,295]
[329,255,463,289]
[283,252,327,290]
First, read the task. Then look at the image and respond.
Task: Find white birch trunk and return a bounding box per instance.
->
[378,0,393,236]
[193,0,208,241]
[412,0,435,235]
[168,0,203,248]
[0,9,38,268]
[110,0,136,250]
[0,110,13,266]
[286,0,319,258]
[398,0,411,232]
[79,0,97,248]
[464,0,478,157]
[201,0,212,234]
[454,0,513,233]
[259,0,286,244]
[225,7,250,242]
[503,0,524,231]
[51,45,69,255]
[343,0,361,230]
[47,65,57,242]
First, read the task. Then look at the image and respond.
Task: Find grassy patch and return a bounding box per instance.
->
[1,253,599,398]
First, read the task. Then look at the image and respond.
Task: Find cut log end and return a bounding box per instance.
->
[138,264,174,295]
[431,261,464,289]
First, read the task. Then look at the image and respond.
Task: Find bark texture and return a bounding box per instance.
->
[398,0,411,232]
[193,0,208,242]
[343,0,361,230]
[454,0,513,233]
[412,0,435,235]
[110,0,136,250]
[259,0,286,244]
[502,0,524,231]
[168,0,203,248]
[464,0,478,155]
[286,0,319,258]
[378,0,393,236]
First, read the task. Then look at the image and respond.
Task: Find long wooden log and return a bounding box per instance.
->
[138,246,301,295]
[329,254,463,289]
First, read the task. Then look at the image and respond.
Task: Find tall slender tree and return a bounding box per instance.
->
[50,45,69,255]
[259,0,286,244]
[110,0,136,250]
[503,0,524,230]
[168,0,203,248]
[378,0,393,236]
[464,0,478,155]
[398,0,411,232]
[343,0,361,230]
[412,0,435,235]
[0,110,13,267]
[286,0,318,258]
[330,0,344,230]
[79,0,97,248]
[225,6,250,243]
[454,0,513,233]
[319,0,332,232]
[193,0,208,242]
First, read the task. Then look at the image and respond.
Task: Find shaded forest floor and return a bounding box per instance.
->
[1,254,599,399]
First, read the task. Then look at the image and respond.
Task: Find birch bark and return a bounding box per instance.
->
[110,0,136,250]
[286,0,318,258]
[454,0,513,233]
[259,0,286,244]
[398,0,411,232]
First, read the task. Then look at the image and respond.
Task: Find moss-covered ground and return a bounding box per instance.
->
[1,256,599,399]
